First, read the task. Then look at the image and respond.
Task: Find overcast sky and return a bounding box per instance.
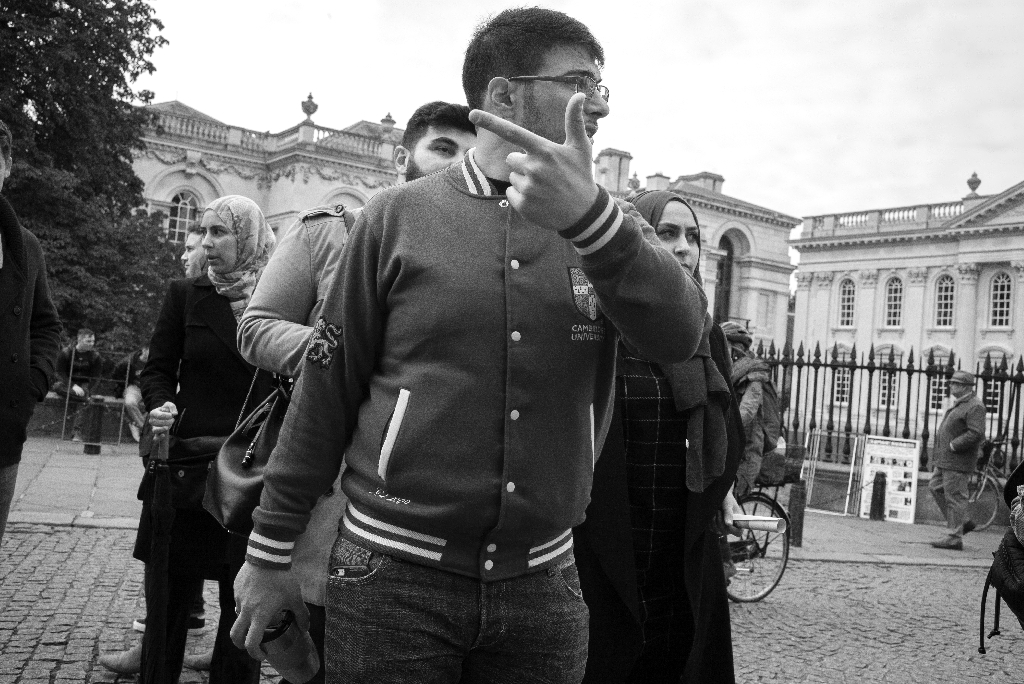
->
[136,0,1024,222]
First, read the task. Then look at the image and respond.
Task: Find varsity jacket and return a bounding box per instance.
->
[248,150,708,581]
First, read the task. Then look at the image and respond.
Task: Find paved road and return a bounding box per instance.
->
[730,560,1016,683]
[2,522,1018,683]
[0,524,278,684]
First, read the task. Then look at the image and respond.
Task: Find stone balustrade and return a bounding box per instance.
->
[151,111,384,160]
[801,199,966,238]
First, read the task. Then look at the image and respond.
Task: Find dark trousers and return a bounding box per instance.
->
[141,562,260,684]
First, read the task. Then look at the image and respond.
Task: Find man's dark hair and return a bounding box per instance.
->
[462,7,604,111]
[401,101,475,150]
[0,119,12,160]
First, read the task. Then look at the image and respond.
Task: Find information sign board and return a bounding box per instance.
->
[858,436,921,524]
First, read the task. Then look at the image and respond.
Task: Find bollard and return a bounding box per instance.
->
[82,398,104,455]
[869,471,887,521]
[788,479,807,547]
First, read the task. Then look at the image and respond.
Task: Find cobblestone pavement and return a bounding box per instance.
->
[730,560,1017,683]
[2,522,1017,683]
[0,524,279,683]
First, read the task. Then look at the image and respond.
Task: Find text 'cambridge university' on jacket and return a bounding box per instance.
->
[0,194,61,466]
[247,150,708,581]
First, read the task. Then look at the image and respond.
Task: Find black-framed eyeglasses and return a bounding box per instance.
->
[506,75,610,102]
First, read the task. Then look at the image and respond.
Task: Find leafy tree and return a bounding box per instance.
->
[0,0,179,353]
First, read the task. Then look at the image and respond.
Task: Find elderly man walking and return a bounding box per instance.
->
[929,370,987,550]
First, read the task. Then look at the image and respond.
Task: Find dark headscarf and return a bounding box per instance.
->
[628,190,731,492]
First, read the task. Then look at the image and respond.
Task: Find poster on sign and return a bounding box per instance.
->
[858,436,921,524]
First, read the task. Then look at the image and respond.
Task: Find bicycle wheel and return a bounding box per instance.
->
[966,473,1001,531]
[726,491,790,603]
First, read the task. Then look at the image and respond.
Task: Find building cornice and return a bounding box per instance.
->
[680,192,801,229]
[791,221,1024,251]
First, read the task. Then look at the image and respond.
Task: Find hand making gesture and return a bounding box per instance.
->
[469,92,600,232]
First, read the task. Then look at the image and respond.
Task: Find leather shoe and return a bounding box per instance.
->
[98,643,142,674]
[963,520,977,535]
[930,536,963,550]
[183,649,213,671]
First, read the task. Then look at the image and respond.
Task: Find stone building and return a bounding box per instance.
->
[595,149,801,344]
[132,96,402,239]
[790,174,1024,403]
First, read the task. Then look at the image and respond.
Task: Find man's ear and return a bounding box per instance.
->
[393,145,409,175]
[483,77,515,119]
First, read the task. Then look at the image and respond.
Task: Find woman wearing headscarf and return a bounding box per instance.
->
[575,190,745,684]
[135,195,275,683]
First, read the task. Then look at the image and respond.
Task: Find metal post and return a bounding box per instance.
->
[788,479,807,547]
[869,471,887,521]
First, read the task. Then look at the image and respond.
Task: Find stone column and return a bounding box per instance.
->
[812,271,835,344]
[956,263,980,362]
[794,272,814,345]
[906,267,929,353]
[857,269,879,351]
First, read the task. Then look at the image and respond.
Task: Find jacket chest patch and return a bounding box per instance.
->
[569,267,600,322]
[306,317,341,370]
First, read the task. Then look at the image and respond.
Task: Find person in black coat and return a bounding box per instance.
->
[0,119,62,545]
[133,195,275,683]
[575,191,744,684]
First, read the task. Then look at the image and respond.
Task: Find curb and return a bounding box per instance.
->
[789,553,992,568]
[7,512,139,530]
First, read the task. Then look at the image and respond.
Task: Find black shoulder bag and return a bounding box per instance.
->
[203,370,291,535]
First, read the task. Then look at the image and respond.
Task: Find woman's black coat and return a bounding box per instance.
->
[134,275,272,575]
[575,325,744,684]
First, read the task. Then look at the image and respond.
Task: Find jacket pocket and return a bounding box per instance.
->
[378,388,411,482]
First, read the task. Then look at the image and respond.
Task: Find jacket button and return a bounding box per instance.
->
[510,410,520,420]
[9,399,19,408]
[484,560,494,570]
[10,353,18,363]
[506,482,515,493]
[487,543,497,553]
[510,260,520,270]
[499,200,509,208]
[12,305,22,316]
[510,331,521,342]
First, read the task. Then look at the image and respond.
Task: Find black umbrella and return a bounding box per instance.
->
[141,433,175,684]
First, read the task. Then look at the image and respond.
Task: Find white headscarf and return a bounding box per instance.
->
[203,195,275,318]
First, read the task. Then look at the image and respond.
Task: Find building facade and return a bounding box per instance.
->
[790,174,1024,377]
[133,97,402,239]
[596,149,801,344]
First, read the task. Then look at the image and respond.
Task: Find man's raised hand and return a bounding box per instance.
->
[469,93,599,232]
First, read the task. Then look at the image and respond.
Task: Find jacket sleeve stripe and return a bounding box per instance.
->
[574,210,623,256]
[246,546,291,566]
[558,187,623,256]
[249,531,295,549]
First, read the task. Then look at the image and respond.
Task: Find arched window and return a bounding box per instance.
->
[885,277,903,327]
[925,351,951,411]
[838,278,856,327]
[714,236,734,324]
[990,272,1013,327]
[933,275,955,327]
[830,346,853,404]
[167,192,200,244]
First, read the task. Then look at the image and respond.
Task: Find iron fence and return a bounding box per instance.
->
[754,340,1023,475]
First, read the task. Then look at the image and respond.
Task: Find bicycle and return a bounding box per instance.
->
[726,485,791,603]
[966,439,1008,532]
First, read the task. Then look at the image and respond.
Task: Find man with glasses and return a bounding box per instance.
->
[233,8,707,682]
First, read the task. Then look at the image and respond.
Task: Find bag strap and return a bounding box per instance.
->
[235,369,262,429]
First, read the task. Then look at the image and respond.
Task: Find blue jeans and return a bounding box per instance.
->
[325,534,589,684]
